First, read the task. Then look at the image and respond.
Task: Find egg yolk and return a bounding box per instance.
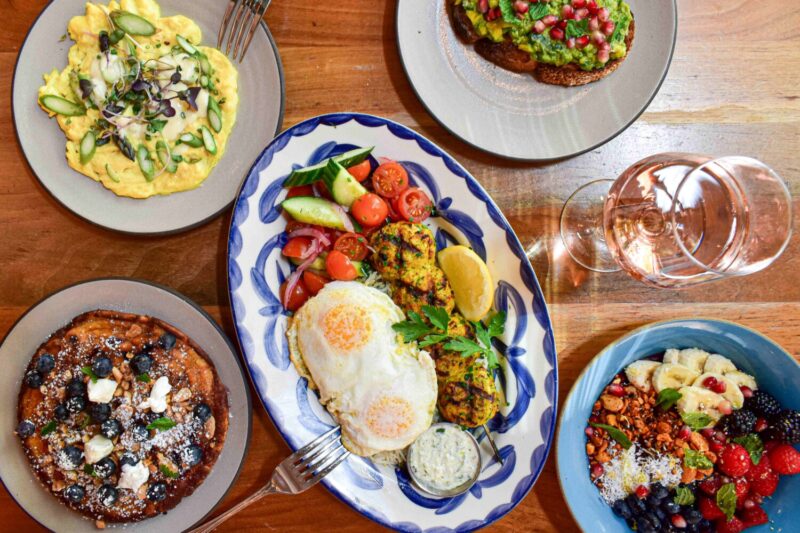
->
[365,396,414,439]
[323,305,371,351]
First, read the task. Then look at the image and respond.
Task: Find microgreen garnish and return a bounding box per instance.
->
[40,421,57,436]
[146,417,176,432]
[159,465,179,479]
[137,373,151,383]
[84,464,96,477]
[81,366,99,383]
[590,423,632,450]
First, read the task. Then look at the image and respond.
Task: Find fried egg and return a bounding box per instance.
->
[287,281,437,456]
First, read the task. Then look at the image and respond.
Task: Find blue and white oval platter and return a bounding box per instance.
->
[227,113,558,532]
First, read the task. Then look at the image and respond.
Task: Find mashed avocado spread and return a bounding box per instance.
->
[456,0,632,71]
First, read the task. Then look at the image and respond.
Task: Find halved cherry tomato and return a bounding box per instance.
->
[395,187,433,223]
[302,271,330,296]
[347,160,372,183]
[372,162,409,198]
[286,185,314,198]
[334,233,369,261]
[325,250,358,281]
[386,197,404,222]
[351,193,389,227]
[280,279,309,312]
[282,236,314,259]
[313,180,334,201]
[285,219,308,234]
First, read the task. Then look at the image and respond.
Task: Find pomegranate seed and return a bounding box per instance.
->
[591,463,604,478]
[572,0,586,8]
[542,14,558,26]
[588,16,600,31]
[679,425,692,440]
[591,30,606,45]
[598,40,610,52]
[721,476,732,485]
[714,430,728,443]
[550,27,565,40]
[607,383,625,397]
[575,8,589,20]
[585,426,594,437]
[671,514,687,529]
[710,441,725,454]
[702,376,719,390]
[597,7,610,22]
[712,380,727,394]
[752,494,763,503]
[718,400,733,416]
[755,418,769,432]
[587,0,599,15]
[743,499,756,510]
[701,428,716,439]
[557,19,568,29]
[576,35,590,48]
[602,20,615,36]
[635,485,649,499]
[562,5,575,19]
[514,0,529,14]
[478,0,489,13]
[740,386,754,399]
[485,7,500,21]
[566,37,576,49]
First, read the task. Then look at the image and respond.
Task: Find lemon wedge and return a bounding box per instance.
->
[437,245,494,321]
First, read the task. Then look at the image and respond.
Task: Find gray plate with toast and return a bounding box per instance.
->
[396,0,677,161]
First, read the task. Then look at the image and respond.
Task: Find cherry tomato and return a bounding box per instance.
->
[284,220,308,234]
[351,193,389,227]
[286,185,314,198]
[314,180,334,201]
[334,233,369,261]
[395,187,433,223]
[325,250,358,281]
[386,197,404,222]
[280,279,309,312]
[372,162,409,198]
[282,237,314,259]
[302,271,330,295]
[347,160,372,183]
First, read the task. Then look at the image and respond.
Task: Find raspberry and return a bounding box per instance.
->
[719,443,753,477]
[745,390,782,419]
[699,496,725,520]
[767,410,800,444]
[740,504,769,528]
[716,516,745,533]
[768,444,800,475]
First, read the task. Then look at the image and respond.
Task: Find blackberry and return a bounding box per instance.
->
[717,409,757,437]
[745,390,782,419]
[767,410,800,444]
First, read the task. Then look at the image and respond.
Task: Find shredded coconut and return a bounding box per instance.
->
[596,445,683,503]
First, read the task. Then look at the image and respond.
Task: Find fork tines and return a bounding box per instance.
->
[289,427,350,484]
[217,0,270,63]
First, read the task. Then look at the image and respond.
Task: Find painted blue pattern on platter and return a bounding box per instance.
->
[226,113,558,533]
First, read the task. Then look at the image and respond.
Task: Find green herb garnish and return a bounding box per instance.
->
[84,464,96,477]
[527,3,550,20]
[81,366,99,383]
[159,464,179,479]
[716,483,737,521]
[733,434,764,465]
[436,428,445,434]
[136,373,151,383]
[681,412,713,431]
[590,422,632,450]
[566,19,589,39]
[146,417,176,432]
[673,486,695,506]
[392,310,433,342]
[684,448,714,470]
[656,388,683,411]
[40,420,57,436]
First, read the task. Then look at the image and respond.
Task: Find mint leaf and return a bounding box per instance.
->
[81,366,99,383]
[684,448,714,470]
[159,464,179,479]
[590,423,632,449]
[566,19,589,39]
[681,411,713,430]
[716,483,737,521]
[40,420,57,436]
[656,388,682,411]
[146,417,176,432]
[674,486,695,506]
[136,373,151,383]
[733,434,764,465]
[392,311,433,342]
[528,3,550,20]
[422,306,450,332]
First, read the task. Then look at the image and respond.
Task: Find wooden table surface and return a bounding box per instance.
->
[2,0,799,531]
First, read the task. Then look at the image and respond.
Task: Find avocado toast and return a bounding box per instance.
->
[451,0,634,87]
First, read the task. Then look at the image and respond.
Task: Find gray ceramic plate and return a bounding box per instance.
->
[13,0,285,234]
[0,278,251,532]
[396,0,676,161]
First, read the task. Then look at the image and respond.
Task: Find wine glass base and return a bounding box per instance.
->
[559,179,621,273]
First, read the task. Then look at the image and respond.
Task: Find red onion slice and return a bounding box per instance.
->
[287,227,330,247]
[330,203,355,233]
[282,249,321,310]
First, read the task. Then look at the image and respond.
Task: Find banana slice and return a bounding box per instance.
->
[625,360,661,392]
[677,386,726,424]
[693,372,745,409]
[725,370,758,391]
[663,348,709,374]
[704,354,737,374]
[652,363,700,394]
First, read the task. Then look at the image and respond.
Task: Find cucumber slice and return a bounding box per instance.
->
[282,196,350,231]
[176,35,197,55]
[323,159,368,208]
[156,141,178,173]
[110,10,156,36]
[200,126,217,154]
[179,132,204,148]
[283,146,375,187]
[136,145,156,181]
[79,131,97,164]
[105,163,121,183]
[207,97,223,133]
[290,254,327,271]
[40,95,86,116]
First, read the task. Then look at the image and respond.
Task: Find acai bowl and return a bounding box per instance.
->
[557,319,800,533]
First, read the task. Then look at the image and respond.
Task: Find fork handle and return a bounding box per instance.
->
[189,482,276,533]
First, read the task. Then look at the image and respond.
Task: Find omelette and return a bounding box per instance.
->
[38,0,239,199]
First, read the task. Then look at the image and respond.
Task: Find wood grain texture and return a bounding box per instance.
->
[1,0,799,531]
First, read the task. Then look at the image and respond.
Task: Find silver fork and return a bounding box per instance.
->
[189,427,350,533]
[217,0,271,63]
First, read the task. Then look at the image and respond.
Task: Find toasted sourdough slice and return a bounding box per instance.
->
[450,4,634,86]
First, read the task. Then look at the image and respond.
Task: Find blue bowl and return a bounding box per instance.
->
[556,318,800,532]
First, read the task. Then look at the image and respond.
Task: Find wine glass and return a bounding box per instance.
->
[559,153,793,289]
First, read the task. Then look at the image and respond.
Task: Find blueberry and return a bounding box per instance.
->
[626,494,646,515]
[646,493,663,508]
[65,395,86,414]
[130,353,152,375]
[61,445,83,469]
[100,418,122,439]
[182,444,203,467]
[653,507,666,522]
[698,518,712,532]
[90,402,111,422]
[130,423,149,442]
[119,452,139,468]
[97,483,117,507]
[147,481,167,502]
[24,370,43,388]
[685,509,703,525]
[193,403,211,423]
[662,500,681,515]
[66,378,86,398]
[94,457,117,478]
[36,354,55,374]
[64,484,85,503]
[158,332,177,350]
[92,357,113,378]
[637,518,657,533]
[611,499,632,519]
[651,483,669,500]
[645,512,661,529]
[16,420,35,438]
[54,403,69,421]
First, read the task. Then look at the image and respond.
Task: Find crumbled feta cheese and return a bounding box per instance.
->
[117,461,149,492]
[138,376,172,413]
[87,378,118,403]
[84,435,114,464]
